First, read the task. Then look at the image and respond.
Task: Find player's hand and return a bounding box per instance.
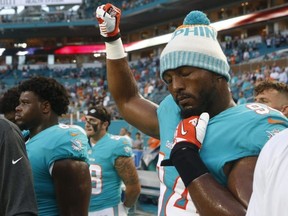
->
[161,112,209,166]
[173,112,209,149]
[96,3,121,42]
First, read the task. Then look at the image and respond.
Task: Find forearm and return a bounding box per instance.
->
[105,41,160,137]
[107,57,140,104]
[189,174,246,216]
[106,39,140,103]
[123,184,141,208]
[226,156,257,208]
[116,157,141,208]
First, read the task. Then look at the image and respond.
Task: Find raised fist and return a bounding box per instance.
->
[96,3,121,42]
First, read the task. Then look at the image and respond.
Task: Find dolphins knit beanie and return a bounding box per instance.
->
[160,10,230,82]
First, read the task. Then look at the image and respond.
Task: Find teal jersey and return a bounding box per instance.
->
[157,95,288,215]
[201,103,288,184]
[26,123,89,216]
[88,133,133,212]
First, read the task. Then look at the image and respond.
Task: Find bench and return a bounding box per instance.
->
[130,170,159,215]
[137,170,160,197]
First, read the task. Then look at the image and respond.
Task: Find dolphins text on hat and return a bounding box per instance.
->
[172,26,216,41]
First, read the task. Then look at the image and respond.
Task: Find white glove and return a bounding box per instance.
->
[96,3,121,41]
[173,112,210,149]
[161,112,210,167]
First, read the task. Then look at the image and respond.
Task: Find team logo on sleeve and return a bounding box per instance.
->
[71,139,83,151]
[124,146,132,153]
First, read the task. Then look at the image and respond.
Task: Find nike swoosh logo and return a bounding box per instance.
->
[70,132,79,137]
[12,157,23,165]
[181,122,187,135]
[268,118,285,125]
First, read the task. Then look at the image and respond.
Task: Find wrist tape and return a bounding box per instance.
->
[171,142,209,187]
[105,38,127,59]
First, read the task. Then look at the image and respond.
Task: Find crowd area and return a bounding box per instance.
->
[230,62,288,103]
[0,55,166,120]
[0,0,285,26]
[223,33,288,65]
[1,44,288,121]
[0,64,287,117]
[0,0,159,24]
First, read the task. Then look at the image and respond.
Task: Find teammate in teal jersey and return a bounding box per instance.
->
[95,4,288,216]
[15,76,91,216]
[84,106,140,216]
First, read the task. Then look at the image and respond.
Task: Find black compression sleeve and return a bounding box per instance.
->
[171,142,209,187]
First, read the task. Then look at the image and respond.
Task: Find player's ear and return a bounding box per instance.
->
[41,100,51,114]
[103,121,109,129]
[281,104,288,118]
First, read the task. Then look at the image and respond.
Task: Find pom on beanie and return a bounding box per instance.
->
[183,10,210,25]
[160,10,230,82]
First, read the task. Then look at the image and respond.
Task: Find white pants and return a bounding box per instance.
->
[89,203,129,216]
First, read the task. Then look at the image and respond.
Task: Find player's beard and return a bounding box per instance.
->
[16,121,26,131]
[180,87,217,119]
[180,107,203,119]
[179,95,209,119]
[15,117,36,131]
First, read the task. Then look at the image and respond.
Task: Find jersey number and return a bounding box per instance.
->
[246,103,270,115]
[89,164,102,195]
[158,154,193,212]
